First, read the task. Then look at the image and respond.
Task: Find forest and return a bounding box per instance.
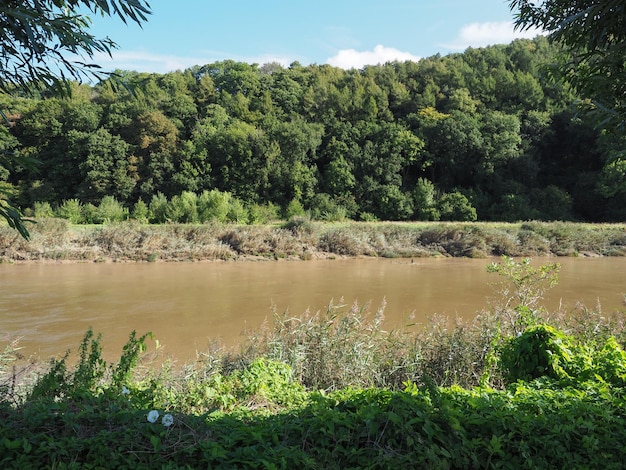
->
[1,36,625,224]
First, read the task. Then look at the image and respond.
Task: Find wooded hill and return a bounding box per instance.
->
[2,36,625,223]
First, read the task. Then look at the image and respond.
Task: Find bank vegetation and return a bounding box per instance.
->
[1,218,625,264]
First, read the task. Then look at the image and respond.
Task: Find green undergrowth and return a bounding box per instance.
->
[2,256,626,468]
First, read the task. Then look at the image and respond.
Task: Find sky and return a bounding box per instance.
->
[85,0,544,74]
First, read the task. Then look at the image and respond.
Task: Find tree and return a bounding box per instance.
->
[509,0,626,130]
[0,0,151,238]
[0,0,150,95]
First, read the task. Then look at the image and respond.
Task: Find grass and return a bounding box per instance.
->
[2,256,626,467]
[1,219,625,263]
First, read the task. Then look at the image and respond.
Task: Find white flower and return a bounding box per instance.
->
[147,410,159,423]
[121,386,130,395]
[162,413,174,427]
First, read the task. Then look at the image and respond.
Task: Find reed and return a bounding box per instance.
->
[0,220,624,263]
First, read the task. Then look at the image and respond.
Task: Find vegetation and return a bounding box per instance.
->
[2,256,626,467]
[0,0,151,238]
[0,219,625,263]
[0,36,624,228]
[510,0,626,131]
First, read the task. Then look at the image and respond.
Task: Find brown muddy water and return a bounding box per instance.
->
[0,257,624,362]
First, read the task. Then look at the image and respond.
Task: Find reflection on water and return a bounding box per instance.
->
[0,257,624,362]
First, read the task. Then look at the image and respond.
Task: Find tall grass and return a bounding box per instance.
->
[184,256,625,392]
[1,220,624,263]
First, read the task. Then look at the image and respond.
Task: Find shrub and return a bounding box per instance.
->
[82,202,99,224]
[32,201,54,218]
[56,199,84,224]
[375,185,414,221]
[197,189,230,223]
[285,198,305,219]
[307,193,349,222]
[131,199,149,223]
[500,324,626,388]
[499,324,586,383]
[412,177,440,221]
[226,197,248,223]
[166,191,198,223]
[148,192,169,223]
[438,191,477,221]
[96,196,128,224]
[247,202,279,224]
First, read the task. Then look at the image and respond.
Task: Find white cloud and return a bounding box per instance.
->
[326,45,421,69]
[443,21,544,51]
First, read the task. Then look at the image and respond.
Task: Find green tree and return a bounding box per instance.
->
[0,0,150,95]
[412,177,440,221]
[510,0,626,130]
[438,191,477,221]
[0,0,151,238]
[75,128,136,203]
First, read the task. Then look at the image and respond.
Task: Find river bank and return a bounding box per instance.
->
[1,218,625,263]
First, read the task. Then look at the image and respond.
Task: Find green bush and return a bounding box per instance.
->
[307,193,350,222]
[56,199,84,224]
[166,191,198,223]
[412,177,440,221]
[82,202,99,224]
[226,197,248,223]
[500,324,626,387]
[96,196,128,224]
[197,189,231,223]
[247,202,279,224]
[284,198,306,219]
[148,192,168,223]
[130,199,149,223]
[499,324,586,383]
[438,191,477,221]
[32,201,54,218]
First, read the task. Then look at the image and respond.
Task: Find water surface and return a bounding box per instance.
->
[0,257,624,362]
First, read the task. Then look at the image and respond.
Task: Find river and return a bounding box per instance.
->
[0,257,624,362]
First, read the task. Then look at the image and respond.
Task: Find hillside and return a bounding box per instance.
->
[2,37,625,223]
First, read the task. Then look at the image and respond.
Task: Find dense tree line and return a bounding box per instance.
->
[1,36,624,223]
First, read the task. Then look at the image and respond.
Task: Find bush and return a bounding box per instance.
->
[500,324,626,388]
[131,199,149,223]
[375,185,414,221]
[499,324,585,383]
[284,198,305,219]
[56,199,84,224]
[247,202,279,224]
[438,191,477,221]
[412,177,440,221]
[226,197,248,223]
[197,189,231,223]
[82,202,99,224]
[32,201,54,218]
[307,193,350,222]
[96,196,128,224]
[166,191,198,223]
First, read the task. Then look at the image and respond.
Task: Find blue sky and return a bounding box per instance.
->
[86,0,543,73]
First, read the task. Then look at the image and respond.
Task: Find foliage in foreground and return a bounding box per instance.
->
[1,256,626,468]
[2,330,626,468]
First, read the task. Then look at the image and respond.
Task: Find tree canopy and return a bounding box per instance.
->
[0,0,151,237]
[510,0,626,131]
[2,37,624,225]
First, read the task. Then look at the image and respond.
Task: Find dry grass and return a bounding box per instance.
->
[0,220,624,263]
